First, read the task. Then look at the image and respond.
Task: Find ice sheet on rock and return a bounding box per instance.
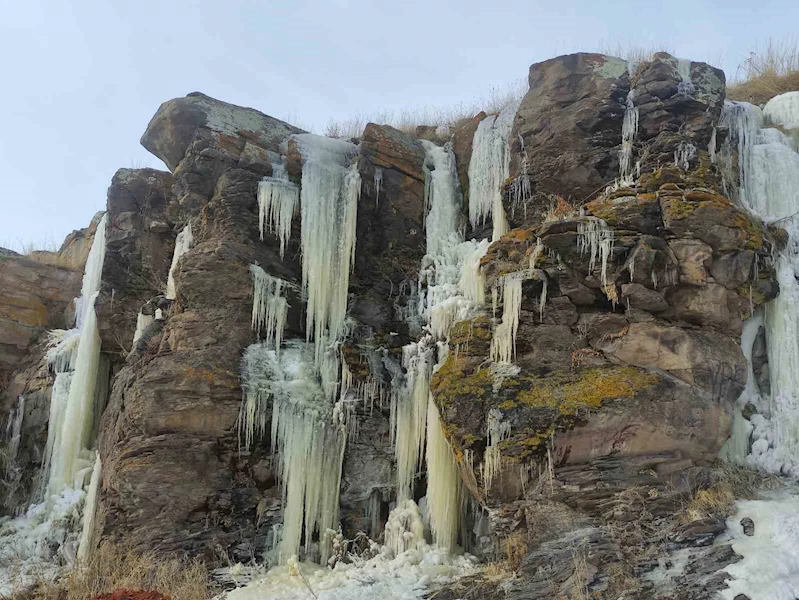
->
[467,99,521,241]
[166,223,193,301]
[764,91,799,132]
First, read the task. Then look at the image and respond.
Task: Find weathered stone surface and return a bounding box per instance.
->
[670,238,713,285]
[621,282,668,312]
[0,252,81,382]
[27,212,103,271]
[508,53,630,226]
[667,282,742,333]
[95,168,177,356]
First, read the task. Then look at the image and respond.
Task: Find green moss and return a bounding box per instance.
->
[431,355,493,408]
[449,316,493,345]
[661,195,696,219]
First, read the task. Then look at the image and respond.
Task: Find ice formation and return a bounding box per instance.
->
[373,167,382,206]
[490,275,523,364]
[258,177,299,259]
[77,456,102,560]
[421,140,463,257]
[47,214,108,496]
[425,396,461,550]
[4,396,25,472]
[240,342,346,565]
[166,222,193,300]
[764,91,799,131]
[1,215,109,593]
[294,134,360,367]
[132,311,154,345]
[250,264,291,354]
[721,495,799,600]
[718,95,799,475]
[578,217,615,299]
[619,89,639,184]
[481,408,511,492]
[394,343,434,500]
[467,100,520,241]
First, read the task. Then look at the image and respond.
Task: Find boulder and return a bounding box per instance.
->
[508,53,630,226]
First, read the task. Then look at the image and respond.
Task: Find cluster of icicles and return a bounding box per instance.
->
[237,97,559,573]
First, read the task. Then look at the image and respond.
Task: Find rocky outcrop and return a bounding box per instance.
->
[506,53,630,225]
[0,252,81,384]
[95,168,177,356]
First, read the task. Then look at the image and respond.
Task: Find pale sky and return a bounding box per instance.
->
[1,0,797,252]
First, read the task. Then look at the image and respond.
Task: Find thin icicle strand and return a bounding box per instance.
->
[425,395,461,549]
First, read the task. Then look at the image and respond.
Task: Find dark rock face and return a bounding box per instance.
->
[95,168,176,357]
[507,53,630,225]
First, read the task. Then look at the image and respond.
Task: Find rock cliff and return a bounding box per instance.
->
[0,53,786,598]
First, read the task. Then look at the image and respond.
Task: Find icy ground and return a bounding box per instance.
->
[223,544,476,600]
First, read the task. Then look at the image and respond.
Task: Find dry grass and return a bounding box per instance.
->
[595,41,674,67]
[323,79,528,140]
[727,37,799,105]
[683,463,781,522]
[13,543,217,600]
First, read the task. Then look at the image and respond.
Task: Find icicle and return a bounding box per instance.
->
[166,223,193,301]
[482,408,511,492]
[4,396,25,473]
[458,239,489,305]
[77,455,101,560]
[44,328,80,373]
[294,134,360,369]
[619,90,639,184]
[249,264,290,354]
[240,341,347,565]
[132,311,154,345]
[394,343,434,500]
[467,100,520,241]
[578,217,615,298]
[509,135,532,216]
[674,141,697,171]
[490,275,523,364]
[374,167,382,207]
[425,395,460,550]
[258,178,299,259]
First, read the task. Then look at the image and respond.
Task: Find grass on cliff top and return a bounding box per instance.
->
[727,37,799,105]
[322,79,528,140]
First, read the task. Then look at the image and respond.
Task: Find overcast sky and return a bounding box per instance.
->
[1,0,797,252]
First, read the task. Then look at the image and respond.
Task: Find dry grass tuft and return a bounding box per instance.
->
[727,37,799,105]
[11,543,216,600]
[595,41,674,67]
[323,80,528,140]
[684,463,781,522]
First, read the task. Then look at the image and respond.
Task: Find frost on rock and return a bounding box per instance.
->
[258,178,299,259]
[240,342,346,565]
[294,134,360,368]
[250,264,291,354]
[166,223,193,300]
[467,99,520,241]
